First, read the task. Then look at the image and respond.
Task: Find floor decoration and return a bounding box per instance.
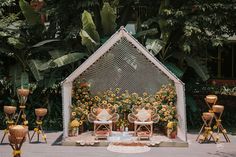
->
[107,142,151,153]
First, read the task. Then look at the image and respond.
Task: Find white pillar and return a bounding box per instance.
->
[62,81,73,138]
[175,82,187,141]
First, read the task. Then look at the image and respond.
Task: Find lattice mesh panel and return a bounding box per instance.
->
[77,37,173,95]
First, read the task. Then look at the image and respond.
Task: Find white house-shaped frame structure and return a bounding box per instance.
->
[62,27,187,142]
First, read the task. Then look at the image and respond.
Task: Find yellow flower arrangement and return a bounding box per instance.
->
[71,79,177,135]
[153,84,177,127]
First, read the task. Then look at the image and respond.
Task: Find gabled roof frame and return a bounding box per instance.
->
[62,27,187,142]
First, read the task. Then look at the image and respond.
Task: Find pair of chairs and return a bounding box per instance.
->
[88,104,159,140]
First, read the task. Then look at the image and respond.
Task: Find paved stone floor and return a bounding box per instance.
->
[0,131,236,157]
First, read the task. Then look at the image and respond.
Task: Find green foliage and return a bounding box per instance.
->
[0,0,16,16]
[51,53,87,68]
[184,56,210,81]
[186,95,202,128]
[7,37,25,49]
[19,0,41,25]
[100,2,117,36]
[164,62,184,79]
[80,29,98,53]
[1,0,236,130]
[81,10,100,43]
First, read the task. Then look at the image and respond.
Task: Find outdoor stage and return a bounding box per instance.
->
[62,131,188,147]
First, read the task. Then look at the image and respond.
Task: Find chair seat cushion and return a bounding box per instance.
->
[94,120,112,124]
[137,131,151,137]
[134,121,153,125]
[95,130,110,136]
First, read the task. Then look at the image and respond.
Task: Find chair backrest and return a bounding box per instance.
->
[96,108,112,121]
[136,108,152,122]
[128,105,159,123]
[88,104,119,122]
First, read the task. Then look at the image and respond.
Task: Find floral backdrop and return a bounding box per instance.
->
[69,79,177,135]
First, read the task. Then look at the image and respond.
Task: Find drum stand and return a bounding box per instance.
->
[1,106,16,144]
[212,105,230,142]
[196,112,216,143]
[30,108,47,143]
[15,88,31,141]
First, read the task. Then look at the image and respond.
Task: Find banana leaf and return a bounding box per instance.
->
[185,56,210,81]
[81,10,100,43]
[9,64,22,94]
[31,39,60,48]
[20,72,29,88]
[19,0,41,25]
[28,59,44,81]
[49,50,66,59]
[51,52,87,68]
[80,29,98,52]
[134,28,158,38]
[100,2,117,36]
[172,52,210,81]
[164,62,184,78]
[38,59,55,70]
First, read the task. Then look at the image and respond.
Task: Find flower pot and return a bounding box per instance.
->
[17,88,30,97]
[9,125,28,144]
[202,112,213,120]
[35,108,47,117]
[212,105,224,113]
[169,131,177,139]
[205,95,217,104]
[120,126,124,132]
[4,106,16,114]
[8,134,26,144]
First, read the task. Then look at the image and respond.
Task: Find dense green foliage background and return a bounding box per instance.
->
[0,0,236,130]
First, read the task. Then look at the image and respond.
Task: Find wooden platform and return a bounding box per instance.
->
[62,131,188,147]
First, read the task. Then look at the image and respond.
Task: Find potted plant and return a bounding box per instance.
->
[167,121,177,139]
